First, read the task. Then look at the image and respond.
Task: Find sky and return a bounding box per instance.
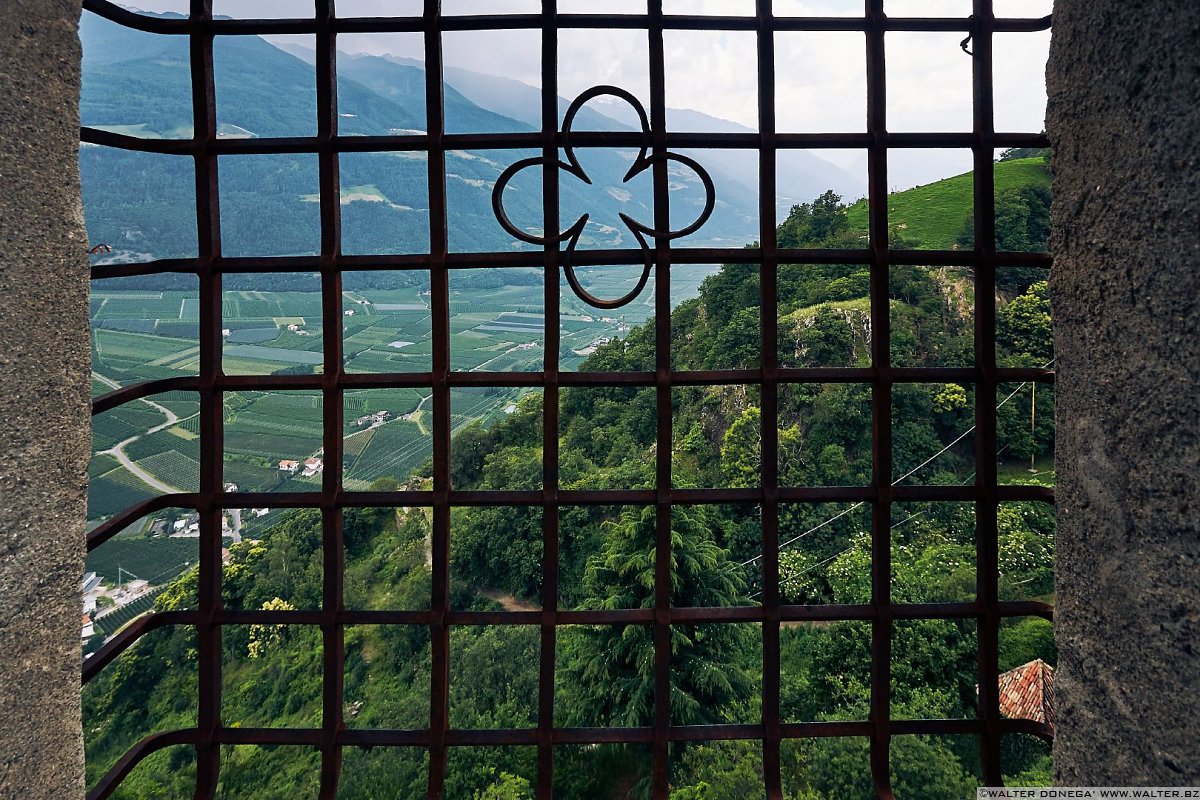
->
[122,0,1051,189]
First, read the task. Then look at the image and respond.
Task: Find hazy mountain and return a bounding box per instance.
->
[420,57,868,218]
[277,43,631,134]
[287,44,858,227]
[80,13,760,266]
[608,105,870,220]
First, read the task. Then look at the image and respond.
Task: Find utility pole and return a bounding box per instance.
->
[1030,381,1037,472]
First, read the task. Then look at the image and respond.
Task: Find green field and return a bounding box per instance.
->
[87,465,156,519]
[89,269,721,521]
[846,157,1052,249]
[86,536,198,587]
[346,420,431,486]
[94,591,163,637]
[224,391,324,468]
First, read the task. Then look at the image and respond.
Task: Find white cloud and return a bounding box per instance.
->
[119,0,1050,187]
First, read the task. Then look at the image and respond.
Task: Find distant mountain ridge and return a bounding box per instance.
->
[283,43,866,218]
[80,11,772,266]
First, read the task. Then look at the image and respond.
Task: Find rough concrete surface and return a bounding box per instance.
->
[0,1,89,798]
[1048,0,1200,784]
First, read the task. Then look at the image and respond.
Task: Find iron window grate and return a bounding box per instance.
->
[81,1,1055,798]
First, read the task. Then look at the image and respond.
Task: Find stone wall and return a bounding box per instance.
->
[0,2,89,798]
[1047,0,1200,784]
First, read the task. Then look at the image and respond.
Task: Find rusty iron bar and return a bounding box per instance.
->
[82,0,1050,35]
[85,246,1051,282]
[536,2,561,799]
[187,0,223,796]
[88,367,1056,417]
[422,0,452,796]
[864,1,895,796]
[315,0,346,795]
[757,0,784,795]
[646,2,673,795]
[81,124,1052,157]
[971,0,1005,785]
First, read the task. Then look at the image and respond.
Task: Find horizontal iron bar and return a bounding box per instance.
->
[85,728,200,800]
[86,484,1055,546]
[82,610,196,684]
[90,366,1056,417]
[83,600,1053,689]
[88,247,1051,281]
[86,494,202,551]
[83,124,1051,156]
[90,376,200,415]
[87,714,1052,800]
[82,1,1050,36]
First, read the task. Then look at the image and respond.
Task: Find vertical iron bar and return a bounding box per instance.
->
[971,0,1003,785]
[190,1,222,797]
[536,2,560,798]
[647,1,673,794]
[865,0,895,797]
[756,1,783,798]
[316,0,345,796]
[424,1,451,797]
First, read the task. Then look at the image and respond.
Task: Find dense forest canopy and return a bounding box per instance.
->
[85,152,1056,797]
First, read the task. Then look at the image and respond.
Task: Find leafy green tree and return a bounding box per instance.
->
[559,506,753,728]
[452,506,543,600]
[671,741,764,799]
[720,407,762,488]
[696,263,760,329]
[475,772,534,800]
[247,597,296,659]
[957,185,1051,257]
[712,306,761,368]
[932,383,968,414]
[998,280,1052,363]
[789,306,856,368]
[998,505,1054,599]
[778,190,851,248]
[998,146,1050,162]
[999,617,1056,672]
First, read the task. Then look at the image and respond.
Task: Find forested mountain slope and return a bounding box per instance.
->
[85,163,1056,797]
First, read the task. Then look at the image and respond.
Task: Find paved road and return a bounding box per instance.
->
[94,371,186,494]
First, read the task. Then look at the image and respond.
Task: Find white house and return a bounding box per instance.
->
[279,460,300,473]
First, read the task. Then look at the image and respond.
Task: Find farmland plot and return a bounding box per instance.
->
[87,536,198,587]
[345,421,430,486]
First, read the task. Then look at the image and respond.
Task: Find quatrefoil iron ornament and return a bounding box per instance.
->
[490,86,717,310]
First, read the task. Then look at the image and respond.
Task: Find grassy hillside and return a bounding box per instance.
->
[845,157,1051,249]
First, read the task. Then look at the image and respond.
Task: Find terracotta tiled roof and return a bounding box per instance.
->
[997,658,1055,731]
